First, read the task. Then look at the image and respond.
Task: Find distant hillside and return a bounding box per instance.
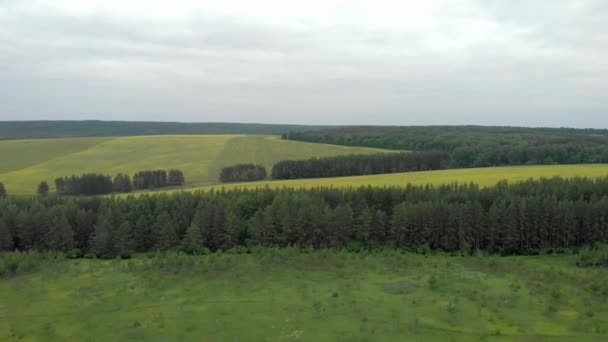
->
[287,125,608,167]
[0,120,332,139]
[0,135,389,194]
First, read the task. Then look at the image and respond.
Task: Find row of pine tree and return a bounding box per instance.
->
[2,177,608,256]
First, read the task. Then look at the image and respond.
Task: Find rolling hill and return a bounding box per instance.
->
[150,164,608,194]
[0,121,332,139]
[0,135,391,195]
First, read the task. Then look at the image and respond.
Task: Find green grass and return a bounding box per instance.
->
[0,135,390,195]
[0,137,111,173]
[1,250,607,341]
[155,164,608,193]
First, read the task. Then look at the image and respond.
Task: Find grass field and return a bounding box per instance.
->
[151,164,608,194]
[0,135,389,195]
[1,250,607,341]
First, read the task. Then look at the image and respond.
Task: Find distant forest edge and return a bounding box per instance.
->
[270,152,449,179]
[286,126,608,168]
[0,121,332,139]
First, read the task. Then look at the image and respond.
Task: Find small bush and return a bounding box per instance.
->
[576,244,608,268]
[66,248,83,259]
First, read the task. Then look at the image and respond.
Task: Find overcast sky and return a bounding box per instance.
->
[0,0,606,127]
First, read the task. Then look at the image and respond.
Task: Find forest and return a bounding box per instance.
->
[271,152,450,179]
[286,126,608,168]
[2,177,608,257]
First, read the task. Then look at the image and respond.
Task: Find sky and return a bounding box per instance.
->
[0,0,606,127]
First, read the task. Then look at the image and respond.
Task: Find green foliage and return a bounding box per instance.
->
[0,182,6,198]
[0,251,64,277]
[0,218,13,251]
[112,173,132,193]
[577,244,608,268]
[167,169,185,186]
[153,212,179,251]
[271,152,448,179]
[93,209,132,258]
[288,126,608,167]
[220,164,267,182]
[37,181,49,196]
[186,164,608,193]
[1,251,608,340]
[3,177,608,255]
[0,134,386,195]
[46,214,74,252]
[65,248,83,259]
[56,173,114,196]
[183,211,204,253]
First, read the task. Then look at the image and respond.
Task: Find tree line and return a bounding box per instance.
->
[286,126,608,168]
[220,164,267,183]
[2,177,608,256]
[271,152,450,179]
[40,169,185,196]
[133,169,185,190]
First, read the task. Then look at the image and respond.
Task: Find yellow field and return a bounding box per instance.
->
[148,164,608,194]
[0,135,391,195]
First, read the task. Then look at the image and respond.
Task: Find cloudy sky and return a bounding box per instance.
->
[0,0,606,127]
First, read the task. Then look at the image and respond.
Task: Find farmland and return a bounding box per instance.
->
[0,135,389,195]
[150,164,608,194]
[3,128,608,342]
[1,250,607,341]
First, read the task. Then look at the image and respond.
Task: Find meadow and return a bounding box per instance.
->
[1,250,607,341]
[0,135,389,195]
[153,164,608,194]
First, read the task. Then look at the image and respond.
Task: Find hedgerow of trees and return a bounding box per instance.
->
[271,152,450,179]
[133,169,185,190]
[56,174,114,196]
[286,126,608,168]
[220,164,267,182]
[52,169,185,196]
[2,177,608,257]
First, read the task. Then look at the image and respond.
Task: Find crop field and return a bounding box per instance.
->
[1,250,607,341]
[153,164,608,194]
[0,135,389,195]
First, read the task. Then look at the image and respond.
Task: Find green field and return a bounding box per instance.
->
[0,135,389,195]
[1,251,607,341]
[151,164,608,194]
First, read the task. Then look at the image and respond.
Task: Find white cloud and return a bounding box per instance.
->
[0,0,606,127]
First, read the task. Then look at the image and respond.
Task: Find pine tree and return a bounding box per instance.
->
[0,182,7,198]
[371,209,388,247]
[0,219,13,251]
[133,215,151,252]
[115,221,133,255]
[74,209,96,251]
[113,173,132,193]
[93,211,115,258]
[357,206,373,246]
[225,209,242,248]
[183,211,204,253]
[46,214,74,252]
[391,203,410,247]
[154,212,178,251]
[37,181,49,197]
[330,204,353,248]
